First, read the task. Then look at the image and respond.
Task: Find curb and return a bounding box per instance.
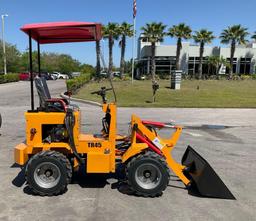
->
[60,93,102,107]
[0,81,22,86]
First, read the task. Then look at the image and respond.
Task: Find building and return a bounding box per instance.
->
[137,35,256,77]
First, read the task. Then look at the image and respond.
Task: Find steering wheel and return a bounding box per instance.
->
[91,87,112,95]
[91,87,112,103]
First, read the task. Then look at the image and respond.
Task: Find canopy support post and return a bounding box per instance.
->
[29,31,34,111]
[37,41,41,77]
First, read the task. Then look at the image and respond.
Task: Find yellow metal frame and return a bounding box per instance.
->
[14,103,117,173]
[14,103,189,186]
[121,115,190,186]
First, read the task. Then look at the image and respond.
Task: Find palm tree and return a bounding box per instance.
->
[102,23,119,76]
[141,22,166,102]
[206,56,218,76]
[252,32,256,41]
[95,40,101,79]
[220,25,249,78]
[206,56,230,78]
[118,22,133,78]
[168,23,192,70]
[193,29,215,79]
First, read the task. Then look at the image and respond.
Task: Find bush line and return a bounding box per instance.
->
[0,73,19,84]
[66,73,92,93]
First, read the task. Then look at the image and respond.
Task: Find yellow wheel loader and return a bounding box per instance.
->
[14,22,235,199]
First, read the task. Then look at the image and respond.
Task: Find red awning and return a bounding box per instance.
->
[21,21,102,44]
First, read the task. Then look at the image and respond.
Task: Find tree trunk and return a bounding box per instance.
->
[216,62,219,75]
[229,39,236,79]
[175,38,182,70]
[151,42,156,81]
[151,42,156,103]
[198,42,204,79]
[120,35,126,79]
[108,36,114,77]
[96,40,101,79]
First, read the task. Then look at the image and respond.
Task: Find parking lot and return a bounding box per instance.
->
[0,80,256,221]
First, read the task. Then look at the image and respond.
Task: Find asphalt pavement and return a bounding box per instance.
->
[0,80,256,221]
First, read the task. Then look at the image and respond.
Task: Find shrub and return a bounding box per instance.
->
[66,73,92,93]
[122,74,131,81]
[240,74,251,80]
[252,74,256,79]
[158,72,170,80]
[0,73,19,84]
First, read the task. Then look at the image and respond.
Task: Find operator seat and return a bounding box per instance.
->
[34,77,70,112]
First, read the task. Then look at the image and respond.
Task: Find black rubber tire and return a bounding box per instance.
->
[126,151,170,197]
[0,113,2,128]
[25,150,72,196]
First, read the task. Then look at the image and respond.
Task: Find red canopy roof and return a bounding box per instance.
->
[21,21,102,44]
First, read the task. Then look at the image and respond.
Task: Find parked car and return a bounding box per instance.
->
[100,71,107,77]
[52,72,69,79]
[40,72,55,80]
[112,71,121,78]
[49,73,57,80]
[19,72,30,81]
[51,72,59,79]
[19,72,40,81]
[71,72,81,78]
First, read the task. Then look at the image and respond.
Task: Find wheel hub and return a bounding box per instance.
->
[34,162,61,189]
[45,170,53,177]
[135,163,162,190]
[144,170,151,178]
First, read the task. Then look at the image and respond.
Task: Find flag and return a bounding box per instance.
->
[133,0,137,18]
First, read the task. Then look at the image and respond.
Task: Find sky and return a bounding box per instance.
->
[1,0,256,66]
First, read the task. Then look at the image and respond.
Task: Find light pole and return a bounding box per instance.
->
[100,39,107,72]
[1,14,8,75]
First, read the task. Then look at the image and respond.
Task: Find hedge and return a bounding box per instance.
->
[0,73,19,84]
[66,73,92,93]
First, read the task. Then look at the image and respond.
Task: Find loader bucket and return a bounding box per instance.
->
[181,146,235,200]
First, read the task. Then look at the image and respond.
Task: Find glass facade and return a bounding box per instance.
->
[226,58,237,74]
[239,58,251,74]
[138,47,255,76]
[188,57,211,76]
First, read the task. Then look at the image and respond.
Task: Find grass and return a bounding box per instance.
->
[74,79,256,108]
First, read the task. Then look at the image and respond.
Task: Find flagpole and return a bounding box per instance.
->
[131,9,136,84]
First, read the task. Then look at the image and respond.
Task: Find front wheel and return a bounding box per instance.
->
[25,151,72,196]
[126,151,170,197]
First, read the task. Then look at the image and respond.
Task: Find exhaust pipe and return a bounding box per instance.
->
[181,146,236,200]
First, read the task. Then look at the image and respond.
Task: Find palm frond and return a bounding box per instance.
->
[220,24,249,45]
[193,29,215,44]
[167,23,192,40]
[141,22,166,43]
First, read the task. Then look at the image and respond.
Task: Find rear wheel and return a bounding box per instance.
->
[25,150,72,196]
[126,151,170,197]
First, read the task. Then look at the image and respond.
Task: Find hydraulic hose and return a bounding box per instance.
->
[64,109,84,164]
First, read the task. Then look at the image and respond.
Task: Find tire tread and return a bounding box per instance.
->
[25,150,72,196]
[126,151,170,197]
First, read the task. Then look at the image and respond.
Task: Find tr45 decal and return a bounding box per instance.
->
[88,142,102,148]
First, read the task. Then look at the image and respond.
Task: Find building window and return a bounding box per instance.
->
[239,58,251,74]
[188,57,208,76]
[139,56,176,76]
[226,58,237,74]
